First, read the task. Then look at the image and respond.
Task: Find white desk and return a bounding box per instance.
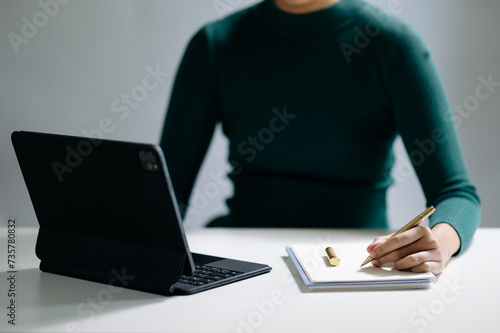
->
[0,227,497,333]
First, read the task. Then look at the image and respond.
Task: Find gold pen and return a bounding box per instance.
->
[360,206,436,267]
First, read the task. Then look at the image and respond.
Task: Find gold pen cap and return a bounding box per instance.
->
[325,247,341,267]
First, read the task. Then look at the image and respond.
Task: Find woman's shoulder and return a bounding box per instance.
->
[348,0,425,46]
[199,2,260,44]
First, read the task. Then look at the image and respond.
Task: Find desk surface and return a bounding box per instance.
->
[0,227,497,333]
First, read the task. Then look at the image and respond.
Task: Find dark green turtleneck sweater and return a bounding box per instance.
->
[160,0,480,253]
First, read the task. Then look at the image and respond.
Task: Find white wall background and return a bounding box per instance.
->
[1,0,499,230]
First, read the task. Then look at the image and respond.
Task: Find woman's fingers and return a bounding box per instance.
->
[369,227,429,259]
[366,234,391,253]
[368,226,447,274]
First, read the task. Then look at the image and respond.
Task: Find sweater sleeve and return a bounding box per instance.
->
[159,28,219,218]
[383,25,481,254]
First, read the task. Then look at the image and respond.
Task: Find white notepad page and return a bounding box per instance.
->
[290,243,436,284]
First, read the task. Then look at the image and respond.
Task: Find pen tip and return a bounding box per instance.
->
[360,256,372,267]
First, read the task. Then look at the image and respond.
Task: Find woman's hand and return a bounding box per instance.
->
[366,223,460,274]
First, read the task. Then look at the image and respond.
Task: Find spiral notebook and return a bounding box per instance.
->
[286,244,436,290]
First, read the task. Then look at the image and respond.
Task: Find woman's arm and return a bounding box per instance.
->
[367,24,480,274]
[159,28,219,218]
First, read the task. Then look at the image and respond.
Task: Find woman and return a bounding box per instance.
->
[160,0,480,274]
